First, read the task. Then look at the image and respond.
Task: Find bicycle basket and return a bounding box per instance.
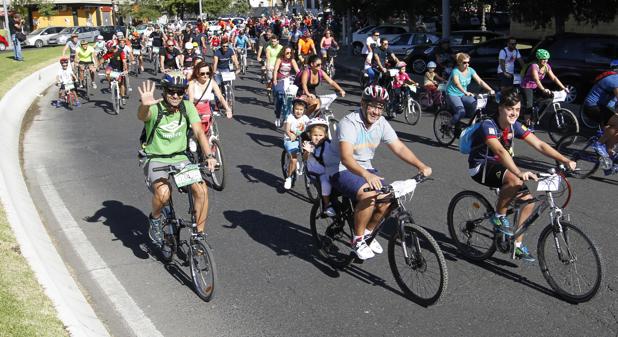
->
[319,94,337,110]
[552,90,567,103]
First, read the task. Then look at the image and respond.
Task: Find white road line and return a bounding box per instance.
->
[36,168,164,337]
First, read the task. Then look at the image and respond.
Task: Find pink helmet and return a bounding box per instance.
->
[362,85,389,103]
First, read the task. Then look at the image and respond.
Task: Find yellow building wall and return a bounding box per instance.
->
[33,7,107,29]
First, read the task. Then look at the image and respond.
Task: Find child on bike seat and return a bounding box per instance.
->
[302,118,339,216]
[55,57,78,108]
[391,61,418,110]
[424,61,445,108]
[283,98,310,190]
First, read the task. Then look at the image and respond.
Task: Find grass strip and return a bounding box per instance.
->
[0,45,64,98]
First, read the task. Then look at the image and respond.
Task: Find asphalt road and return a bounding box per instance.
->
[21,52,618,337]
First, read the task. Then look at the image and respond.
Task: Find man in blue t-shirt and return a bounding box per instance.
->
[583,60,618,173]
[467,89,575,261]
[331,85,432,260]
[213,40,240,84]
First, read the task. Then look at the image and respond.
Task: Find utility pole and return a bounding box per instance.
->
[2,0,12,50]
[199,0,203,20]
[441,0,450,39]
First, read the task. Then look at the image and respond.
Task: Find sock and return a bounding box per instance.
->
[515,241,522,248]
[353,235,363,244]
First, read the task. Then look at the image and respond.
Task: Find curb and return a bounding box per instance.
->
[0,63,110,336]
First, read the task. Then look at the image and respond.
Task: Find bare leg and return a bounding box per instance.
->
[151,179,172,218]
[191,182,209,233]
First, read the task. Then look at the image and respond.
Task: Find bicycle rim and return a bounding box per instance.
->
[433,110,456,146]
[547,109,579,144]
[447,191,496,261]
[309,201,354,269]
[303,169,320,203]
[555,133,599,179]
[389,223,448,306]
[328,118,338,140]
[537,222,603,303]
[210,139,226,191]
[190,238,217,302]
[405,99,421,125]
[280,150,290,179]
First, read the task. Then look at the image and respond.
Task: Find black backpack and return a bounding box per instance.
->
[138,101,190,159]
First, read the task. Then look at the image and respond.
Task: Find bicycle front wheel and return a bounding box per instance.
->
[309,201,354,269]
[447,191,497,261]
[112,83,120,115]
[546,108,579,144]
[433,110,456,146]
[404,99,422,125]
[389,222,448,306]
[210,139,226,191]
[189,237,217,302]
[537,222,603,303]
[555,133,599,179]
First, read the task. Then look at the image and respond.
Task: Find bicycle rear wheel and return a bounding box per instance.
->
[389,222,448,306]
[546,108,579,145]
[555,133,599,179]
[189,237,217,302]
[309,200,354,269]
[447,191,497,261]
[433,110,456,146]
[404,99,422,125]
[210,139,226,191]
[328,117,338,140]
[537,222,602,303]
[160,219,177,264]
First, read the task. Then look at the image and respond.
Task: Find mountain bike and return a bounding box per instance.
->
[77,63,92,101]
[236,47,248,75]
[419,83,447,112]
[310,174,448,306]
[555,129,617,179]
[526,90,579,144]
[60,81,79,109]
[324,47,338,78]
[433,93,492,146]
[387,83,422,125]
[447,166,602,303]
[152,163,217,302]
[280,141,319,202]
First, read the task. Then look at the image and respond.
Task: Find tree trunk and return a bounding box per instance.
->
[554,12,566,34]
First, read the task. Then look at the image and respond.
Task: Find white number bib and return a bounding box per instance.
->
[174,164,203,188]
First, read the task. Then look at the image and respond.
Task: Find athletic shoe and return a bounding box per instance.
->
[353,239,375,260]
[213,110,221,117]
[92,83,97,89]
[365,235,383,254]
[148,214,163,246]
[324,205,336,217]
[490,214,513,236]
[592,141,612,170]
[284,177,293,190]
[515,245,536,262]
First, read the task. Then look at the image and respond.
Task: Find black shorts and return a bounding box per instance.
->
[583,105,617,126]
[471,162,508,188]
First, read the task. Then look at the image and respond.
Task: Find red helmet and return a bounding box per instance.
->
[362,85,389,103]
[105,41,115,49]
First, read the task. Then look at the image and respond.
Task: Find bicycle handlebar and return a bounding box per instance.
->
[362,173,430,194]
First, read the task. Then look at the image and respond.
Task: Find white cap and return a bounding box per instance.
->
[184,42,194,49]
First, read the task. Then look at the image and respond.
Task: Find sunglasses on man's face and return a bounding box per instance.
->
[166,90,184,97]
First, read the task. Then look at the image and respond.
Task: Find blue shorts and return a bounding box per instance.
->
[284,140,300,154]
[331,169,385,201]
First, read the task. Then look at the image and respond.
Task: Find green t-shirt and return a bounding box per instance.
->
[144,100,200,164]
[266,44,283,67]
[76,46,96,63]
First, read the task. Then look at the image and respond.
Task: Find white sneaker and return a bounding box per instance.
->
[92,83,97,89]
[366,237,383,254]
[284,177,293,190]
[353,240,375,260]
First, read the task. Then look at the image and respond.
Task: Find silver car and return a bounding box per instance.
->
[49,26,100,45]
[389,33,440,56]
[23,26,64,48]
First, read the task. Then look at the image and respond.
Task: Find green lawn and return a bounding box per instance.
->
[0,45,69,337]
[0,45,64,98]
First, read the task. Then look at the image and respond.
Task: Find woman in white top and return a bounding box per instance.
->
[188,62,233,133]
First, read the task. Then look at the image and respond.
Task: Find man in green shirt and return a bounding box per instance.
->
[137,75,217,246]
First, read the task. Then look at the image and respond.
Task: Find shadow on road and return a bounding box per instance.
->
[237,164,313,203]
[234,114,276,131]
[246,132,283,148]
[83,200,150,259]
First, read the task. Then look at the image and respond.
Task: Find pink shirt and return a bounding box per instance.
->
[393,72,411,89]
[521,63,551,89]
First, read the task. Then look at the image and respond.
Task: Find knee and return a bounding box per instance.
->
[153,182,171,201]
[191,182,208,199]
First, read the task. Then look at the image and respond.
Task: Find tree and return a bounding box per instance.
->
[511,0,618,34]
[35,0,57,26]
[134,0,162,22]
[229,0,251,16]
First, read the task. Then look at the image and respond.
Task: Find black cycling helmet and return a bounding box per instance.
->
[161,74,188,90]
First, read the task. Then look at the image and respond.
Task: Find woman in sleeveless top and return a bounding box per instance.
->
[319,29,339,63]
[299,54,346,115]
[272,46,301,122]
[188,62,232,133]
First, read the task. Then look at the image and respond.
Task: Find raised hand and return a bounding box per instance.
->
[138,80,163,106]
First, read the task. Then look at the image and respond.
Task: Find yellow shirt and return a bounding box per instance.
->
[76,46,96,63]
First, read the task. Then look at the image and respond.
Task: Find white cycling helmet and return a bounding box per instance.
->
[116,32,124,38]
[306,117,329,131]
[427,61,437,69]
[184,42,194,50]
[97,35,104,40]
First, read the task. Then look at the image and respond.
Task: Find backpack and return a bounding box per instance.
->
[138,101,190,159]
[458,122,483,154]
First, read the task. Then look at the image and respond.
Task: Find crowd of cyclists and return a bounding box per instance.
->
[47,13,618,300]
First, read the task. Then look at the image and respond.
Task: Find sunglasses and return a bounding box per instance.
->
[313,63,322,67]
[166,90,184,97]
[200,72,211,76]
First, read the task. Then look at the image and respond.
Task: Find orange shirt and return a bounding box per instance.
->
[298,38,315,55]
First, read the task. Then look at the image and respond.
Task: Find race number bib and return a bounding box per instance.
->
[174,164,203,187]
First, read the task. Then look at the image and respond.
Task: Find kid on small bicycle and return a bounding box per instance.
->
[424,61,445,108]
[302,118,339,216]
[283,98,310,190]
[55,57,78,108]
[391,61,418,111]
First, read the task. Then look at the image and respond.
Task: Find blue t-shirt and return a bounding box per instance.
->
[584,74,618,108]
[468,119,531,169]
[446,67,477,97]
[235,35,249,49]
[214,48,235,71]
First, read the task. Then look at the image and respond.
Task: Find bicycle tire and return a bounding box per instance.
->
[210,139,226,191]
[309,200,354,269]
[112,83,120,115]
[537,221,603,303]
[579,106,599,129]
[280,150,294,180]
[328,117,338,140]
[546,108,579,145]
[388,221,448,306]
[189,237,217,302]
[404,99,422,125]
[555,133,599,179]
[433,110,456,146]
[447,191,497,261]
[210,117,220,140]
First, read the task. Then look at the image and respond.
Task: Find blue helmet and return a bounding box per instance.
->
[161,74,188,90]
[611,59,618,70]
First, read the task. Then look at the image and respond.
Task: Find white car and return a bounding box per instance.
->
[351,25,408,56]
[23,26,64,48]
[49,26,100,45]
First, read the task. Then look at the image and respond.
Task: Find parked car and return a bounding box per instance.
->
[49,26,100,45]
[97,26,127,41]
[389,32,440,56]
[466,37,539,78]
[352,25,408,56]
[23,26,64,48]
[528,33,618,103]
[0,34,9,51]
[404,30,504,74]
